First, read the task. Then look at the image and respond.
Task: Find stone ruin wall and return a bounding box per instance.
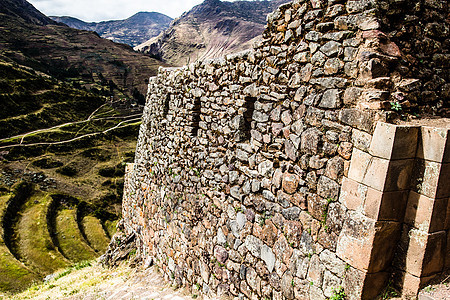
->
[122,0,449,299]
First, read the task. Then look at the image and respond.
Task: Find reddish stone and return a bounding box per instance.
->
[253,220,278,247]
[338,142,353,160]
[255,260,269,278]
[325,156,345,179]
[416,126,449,163]
[318,228,339,251]
[283,126,291,139]
[339,177,366,211]
[369,123,419,160]
[336,214,401,274]
[214,246,228,264]
[272,123,284,136]
[283,220,303,248]
[336,212,376,270]
[307,194,328,221]
[422,231,446,276]
[291,191,307,210]
[282,173,300,194]
[273,234,293,265]
[364,188,408,222]
[362,30,387,39]
[272,168,283,189]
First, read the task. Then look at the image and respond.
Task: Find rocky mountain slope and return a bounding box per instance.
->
[0,0,166,292]
[51,12,173,47]
[136,0,290,66]
[0,0,165,99]
[0,0,57,25]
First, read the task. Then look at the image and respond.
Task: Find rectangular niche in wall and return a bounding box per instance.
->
[188,97,201,136]
[163,94,170,117]
[241,96,256,141]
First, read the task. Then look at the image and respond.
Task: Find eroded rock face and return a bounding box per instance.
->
[99,220,141,268]
[121,0,449,299]
[136,0,291,66]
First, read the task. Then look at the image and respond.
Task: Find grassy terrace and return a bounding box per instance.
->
[0,194,38,292]
[13,192,69,275]
[81,215,110,253]
[55,209,96,262]
[0,59,139,293]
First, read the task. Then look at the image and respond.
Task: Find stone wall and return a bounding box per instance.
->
[121,0,449,299]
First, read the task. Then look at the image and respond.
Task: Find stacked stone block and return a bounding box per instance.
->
[396,126,449,298]
[336,122,449,299]
[121,1,449,299]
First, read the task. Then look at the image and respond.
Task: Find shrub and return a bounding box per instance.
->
[32,158,63,169]
[56,165,78,176]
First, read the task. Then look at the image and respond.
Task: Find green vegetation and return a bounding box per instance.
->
[390,101,402,112]
[103,219,118,238]
[81,216,110,252]
[0,3,163,292]
[13,193,69,274]
[55,209,96,262]
[380,280,399,299]
[32,157,63,169]
[0,58,140,293]
[0,194,39,292]
[329,287,346,300]
[56,164,78,177]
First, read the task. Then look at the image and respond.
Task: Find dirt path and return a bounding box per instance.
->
[6,263,195,300]
[69,266,191,300]
[0,100,142,148]
[0,117,141,150]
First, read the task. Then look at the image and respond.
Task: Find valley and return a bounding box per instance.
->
[0,58,138,292]
[51,12,173,48]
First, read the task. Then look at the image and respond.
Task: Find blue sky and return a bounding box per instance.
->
[27,0,206,22]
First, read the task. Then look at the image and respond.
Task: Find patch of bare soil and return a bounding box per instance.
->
[418,274,450,300]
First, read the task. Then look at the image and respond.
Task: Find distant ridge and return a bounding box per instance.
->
[51,12,173,47]
[0,0,58,25]
[0,0,165,99]
[135,0,290,66]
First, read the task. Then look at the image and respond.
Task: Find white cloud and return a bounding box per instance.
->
[28,0,205,21]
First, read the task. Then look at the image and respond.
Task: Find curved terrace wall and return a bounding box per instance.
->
[122,0,449,299]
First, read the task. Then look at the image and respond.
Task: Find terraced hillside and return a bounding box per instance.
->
[0,0,165,99]
[0,59,135,292]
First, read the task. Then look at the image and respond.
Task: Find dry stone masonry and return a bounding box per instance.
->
[121,0,449,299]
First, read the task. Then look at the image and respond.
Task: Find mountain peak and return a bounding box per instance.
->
[52,11,172,48]
[0,0,57,25]
[137,0,291,66]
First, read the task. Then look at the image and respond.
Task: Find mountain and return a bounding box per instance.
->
[135,0,290,66]
[0,0,57,25]
[0,0,165,99]
[0,0,156,291]
[51,12,173,47]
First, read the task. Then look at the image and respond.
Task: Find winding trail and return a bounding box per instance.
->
[0,117,141,150]
[0,100,142,150]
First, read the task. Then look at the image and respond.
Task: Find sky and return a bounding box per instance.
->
[27,0,207,22]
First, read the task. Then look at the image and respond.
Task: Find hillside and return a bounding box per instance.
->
[0,0,159,292]
[136,0,290,66]
[0,58,140,292]
[0,0,166,99]
[0,0,57,25]
[51,12,173,47]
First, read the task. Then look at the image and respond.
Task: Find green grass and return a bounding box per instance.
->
[55,209,96,262]
[81,216,110,253]
[103,219,118,238]
[0,60,140,292]
[14,193,69,274]
[0,194,39,292]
